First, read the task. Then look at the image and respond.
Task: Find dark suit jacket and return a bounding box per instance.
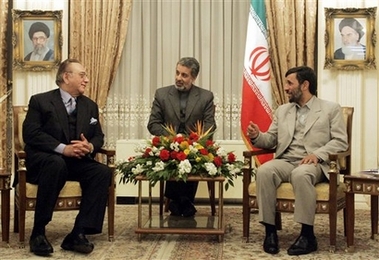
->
[23,88,104,182]
[24,49,54,61]
[147,85,216,136]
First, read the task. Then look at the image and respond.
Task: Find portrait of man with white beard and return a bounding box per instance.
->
[334,17,366,60]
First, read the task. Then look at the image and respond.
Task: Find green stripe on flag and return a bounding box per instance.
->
[251,0,267,29]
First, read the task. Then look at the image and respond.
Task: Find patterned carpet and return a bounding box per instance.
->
[1,204,378,259]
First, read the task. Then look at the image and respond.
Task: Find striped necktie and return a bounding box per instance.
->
[67,98,76,114]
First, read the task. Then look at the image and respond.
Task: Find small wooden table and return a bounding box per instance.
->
[345,171,379,252]
[135,175,225,242]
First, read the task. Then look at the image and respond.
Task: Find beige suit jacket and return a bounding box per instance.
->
[252,97,348,177]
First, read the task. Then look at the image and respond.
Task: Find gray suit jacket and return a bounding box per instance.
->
[252,97,348,177]
[147,85,216,136]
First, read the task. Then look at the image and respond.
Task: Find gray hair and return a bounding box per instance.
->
[177,57,200,78]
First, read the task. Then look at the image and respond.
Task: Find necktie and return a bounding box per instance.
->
[67,98,76,114]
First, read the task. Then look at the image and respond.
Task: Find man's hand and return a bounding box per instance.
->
[300,154,319,165]
[246,121,260,139]
[63,133,93,158]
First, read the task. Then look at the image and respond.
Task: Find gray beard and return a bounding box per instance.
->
[33,45,48,55]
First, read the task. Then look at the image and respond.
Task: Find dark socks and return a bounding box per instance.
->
[300,223,315,239]
[71,226,85,236]
[264,223,277,235]
[31,226,45,239]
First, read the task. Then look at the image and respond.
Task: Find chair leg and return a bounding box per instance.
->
[329,210,337,252]
[107,184,115,242]
[242,206,251,242]
[207,181,216,216]
[19,205,26,243]
[275,212,282,230]
[14,198,19,233]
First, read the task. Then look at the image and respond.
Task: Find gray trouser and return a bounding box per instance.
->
[256,159,324,226]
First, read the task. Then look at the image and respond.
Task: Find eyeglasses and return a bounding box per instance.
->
[32,36,47,42]
[65,71,89,79]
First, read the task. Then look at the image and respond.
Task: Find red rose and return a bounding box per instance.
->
[170,150,178,159]
[176,151,187,161]
[143,148,152,157]
[189,132,199,141]
[214,156,223,167]
[227,152,236,163]
[174,136,184,143]
[152,136,160,146]
[206,140,214,147]
[159,149,170,161]
[199,148,208,155]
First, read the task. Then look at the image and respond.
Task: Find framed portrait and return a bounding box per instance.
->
[12,10,63,71]
[324,7,377,70]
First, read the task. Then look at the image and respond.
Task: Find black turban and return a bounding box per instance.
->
[28,22,50,39]
[339,18,364,41]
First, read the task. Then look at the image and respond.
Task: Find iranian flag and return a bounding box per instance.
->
[241,0,273,165]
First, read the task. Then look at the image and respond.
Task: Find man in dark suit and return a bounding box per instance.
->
[23,58,111,256]
[147,57,216,217]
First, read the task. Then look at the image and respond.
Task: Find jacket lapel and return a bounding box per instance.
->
[185,86,199,121]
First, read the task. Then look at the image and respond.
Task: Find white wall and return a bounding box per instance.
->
[317,0,379,174]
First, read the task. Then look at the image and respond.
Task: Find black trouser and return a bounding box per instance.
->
[26,153,111,235]
[164,181,198,203]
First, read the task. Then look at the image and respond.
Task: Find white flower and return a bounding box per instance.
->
[178,159,192,176]
[170,142,180,152]
[204,162,218,176]
[216,147,227,157]
[152,161,165,172]
[227,163,241,175]
[132,164,145,175]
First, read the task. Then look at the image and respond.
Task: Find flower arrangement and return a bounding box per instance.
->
[116,122,244,190]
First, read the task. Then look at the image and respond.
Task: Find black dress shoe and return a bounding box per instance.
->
[30,234,53,256]
[61,233,94,254]
[287,235,317,255]
[180,197,197,217]
[168,200,182,216]
[263,233,279,254]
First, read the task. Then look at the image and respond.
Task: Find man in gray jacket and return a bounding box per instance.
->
[247,66,348,256]
[148,57,216,217]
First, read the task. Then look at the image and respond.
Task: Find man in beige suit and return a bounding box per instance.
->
[247,66,348,256]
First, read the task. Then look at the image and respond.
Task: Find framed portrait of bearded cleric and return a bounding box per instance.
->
[12,9,63,71]
[324,7,376,70]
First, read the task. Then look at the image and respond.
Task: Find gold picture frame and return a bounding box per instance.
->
[324,7,377,70]
[12,9,63,71]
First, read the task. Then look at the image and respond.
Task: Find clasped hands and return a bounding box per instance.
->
[63,133,94,159]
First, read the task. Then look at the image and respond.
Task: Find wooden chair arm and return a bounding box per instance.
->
[243,149,276,158]
[99,148,116,157]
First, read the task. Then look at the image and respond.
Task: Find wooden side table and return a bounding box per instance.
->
[345,171,379,252]
[135,175,225,242]
[0,167,11,242]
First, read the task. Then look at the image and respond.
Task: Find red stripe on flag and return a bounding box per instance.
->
[241,74,273,165]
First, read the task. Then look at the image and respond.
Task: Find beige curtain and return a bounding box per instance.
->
[0,0,8,170]
[266,0,318,106]
[69,0,133,109]
[105,1,250,148]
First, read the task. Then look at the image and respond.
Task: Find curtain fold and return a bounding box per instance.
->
[265,0,318,107]
[69,0,133,109]
[0,0,8,169]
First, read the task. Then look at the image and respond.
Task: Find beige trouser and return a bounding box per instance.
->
[256,159,324,226]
